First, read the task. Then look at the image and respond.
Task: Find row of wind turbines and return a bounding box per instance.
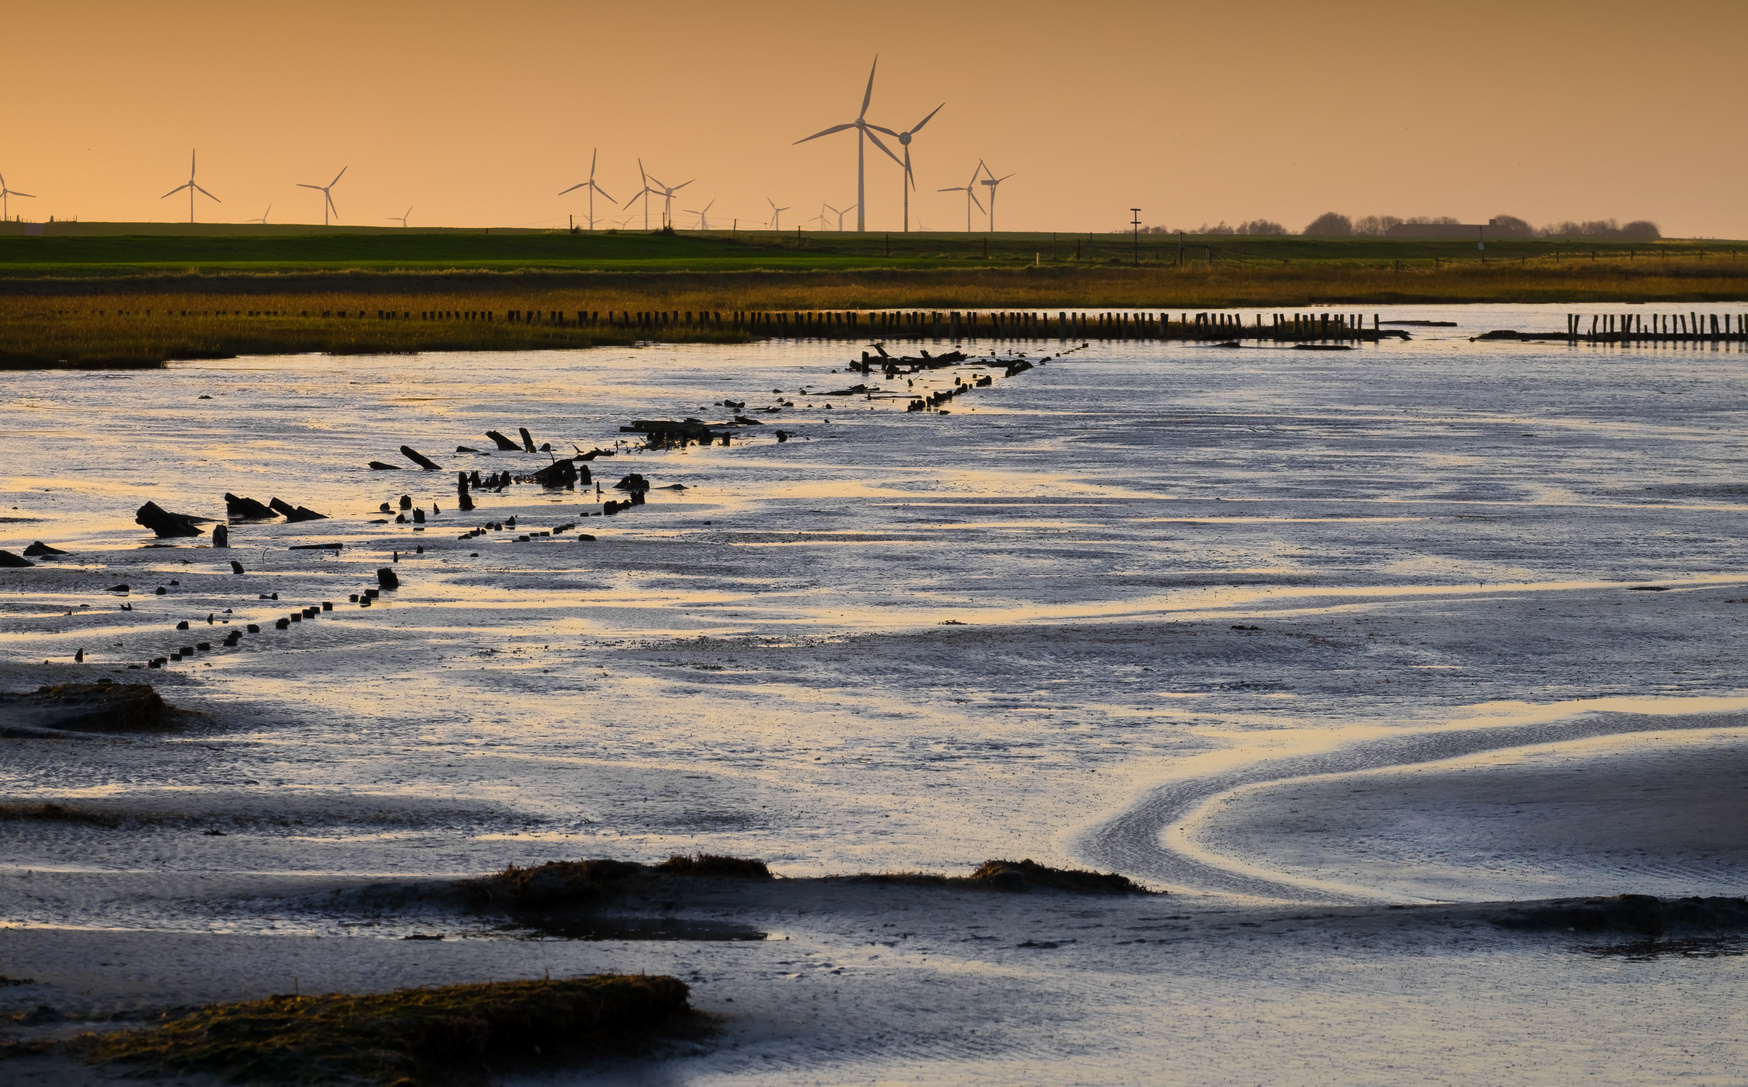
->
[6,57,1013,233]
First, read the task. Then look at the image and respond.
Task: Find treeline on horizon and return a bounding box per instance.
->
[1143,214,1661,241]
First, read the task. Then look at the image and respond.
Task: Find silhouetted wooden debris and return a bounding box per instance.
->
[376,567,400,590]
[229,560,245,574]
[613,473,650,494]
[455,446,479,453]
[400,445,442,470]
[519,427,536,452]
[211,525,228,548]
[0,550,32,567]
[268,498,328,522]
[457,472,475,511]
[135,501,206,538]
[289,543,343,550]
[22,542,67,557]
[486,430,522,451]
[225,493,275,519]
[368,461,402,470]
[532,459,583,488]
[620,419,727,448]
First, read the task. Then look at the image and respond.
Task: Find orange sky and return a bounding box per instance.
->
[3,0,1742,236]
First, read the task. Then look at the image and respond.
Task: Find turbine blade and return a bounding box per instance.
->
[589,147,598,178]
[195,184,220,201]
[297,183,323,190]
[936,186,961,193]
[861,125,903,167]
[331,166,348,186]
[997,172,1016,182]
[911,103,944,133]
[904,147,914,189]
[970,192,985,212]
[191,149,197,175]
[859,56,877,119]
[559,183,586,195]
[794,123,854,144]
[673,179,694,191]
[11,190,34,198]
[161,183,190,199]
[593,182,617,203]
[867,124,900,137]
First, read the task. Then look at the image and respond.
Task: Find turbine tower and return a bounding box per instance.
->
[766,197,790,231]
[794,56,903,233]
[247,205,271,224]
[829,202,856,231]
[938,160,986,233]
[297,167,347,226]
[683,199,716,230]
[873,102,943,233]
[558,148,617,230]
[0,170,34,221]
[978,169,1015,232]
[389,206,412,227]
[621,159,658,230]
[161,149,220,224]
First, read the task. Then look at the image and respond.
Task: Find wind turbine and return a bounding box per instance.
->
[871,102,943,233]
[766,197,790,231]
[683,199,715,230]
[247,205,271,224]
[938,160,986,233]
[978,169,1015,231]
[811,203,832,230]
[644,169,694,228]
[161,149,220,224]
[794,56,903,233]
[297,167,346,226]
[0,170,34,221]
[558,148,616,230]
[621,159,658,230]
[829,202,856,231]
[389,206,412,227]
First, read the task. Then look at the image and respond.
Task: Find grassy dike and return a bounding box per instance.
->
[3,229,1744,367]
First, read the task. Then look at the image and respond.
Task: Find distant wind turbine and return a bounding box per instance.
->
[978,169,1015,231]
[871,102,943,233]
[558,148,617,230]
[247,204,271,224]
[829,202,856,231]
[389,206,412,227]
[0,170,34,221]
[794,56,903,233]
[297,166,347,226]
[810,203,832,230]
[161,149,220,224]
[766,197,791,231]
[938,160,986,233]
[683,199,716,230]
[621,159,658,230]
[644,169,694,228]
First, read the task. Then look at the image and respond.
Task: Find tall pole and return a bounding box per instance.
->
[1131,208,1142,265]
[856,129,866,233]
[903,174,908,233]
[588,185,594,231]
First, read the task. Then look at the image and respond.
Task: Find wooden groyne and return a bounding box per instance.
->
[420,308,1414,342]
[1479,311,1748,344]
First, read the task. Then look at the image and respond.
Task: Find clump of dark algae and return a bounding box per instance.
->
[457,854,772,909]
[0,682,178,737]
[86,975,692,1086]
[844,858,1153,895]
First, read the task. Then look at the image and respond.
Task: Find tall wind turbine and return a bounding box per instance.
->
[979,169,1015,232]
[683,199,715,230]
[247,205,271,224]
[644,169,694,228]
[938,160,986,233]
[794,56,903,233]
[766,197,790,231]
[388,206,412,227]
[872,102,943,233]
[621,159,658,230]
[298,167,346,226]
[558,148,616,230]
[161,150,220,224]
[0,170,34,221]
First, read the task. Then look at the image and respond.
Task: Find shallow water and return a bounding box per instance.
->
[4,301,1748,908]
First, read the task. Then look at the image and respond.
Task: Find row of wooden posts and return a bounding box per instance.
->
[414,308,1404,341]
[1568,312,1748,341]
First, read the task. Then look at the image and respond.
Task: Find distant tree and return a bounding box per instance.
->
[1619,220,1661,240]
[1404,215,1461,225]
[1352,215,1403,236]
[1302,212,1353,236]
[1236,219,1286,235]
[1487,215,1534,237]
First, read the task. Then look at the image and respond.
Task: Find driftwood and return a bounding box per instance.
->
[613,473,650,493]
[135,501,207,538]
[211,525,228,548]
[376,567,400,590]
[22,542,68,557]
[400,445,442,470]
[486,430,522,451]
[0,550,33,567]
[368,461,402,470]
[270,498,328,522]
[225,493,276,519]
[519,427,536,452]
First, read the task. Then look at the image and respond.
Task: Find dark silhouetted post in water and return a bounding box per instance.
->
[1131,209,1141,266]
